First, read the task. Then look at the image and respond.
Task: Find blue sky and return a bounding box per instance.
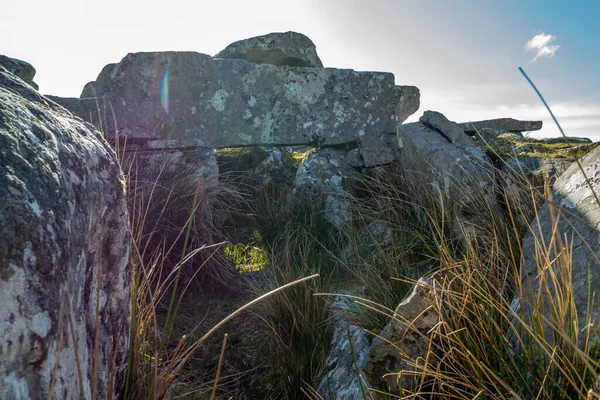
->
[2,0,599,139]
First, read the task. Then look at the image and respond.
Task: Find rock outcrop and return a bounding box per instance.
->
[420,110,474,146]
[515,145,600,346]
[0,55,38,90]
[397,112,496,233]
[365,278,439,394]
[0,67,130,399]
[214,31,324,67]
[460,118,542,135]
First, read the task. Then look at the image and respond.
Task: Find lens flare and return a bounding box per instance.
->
[160,67,169,113]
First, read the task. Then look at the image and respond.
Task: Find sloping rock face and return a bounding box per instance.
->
[515,146,600,346]
[397,112,496,232]
[365,278,439,394]
[214,31,323,67]
[316,292,372,399]
[0,55,38,90]
[69,52,404,147]
[460,118,542,135]
[0,68,130,399]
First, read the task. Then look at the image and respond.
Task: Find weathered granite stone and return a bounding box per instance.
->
[514,146,600,346]
[0,55,37,89]
[316,292,372,399]
[214,31,323,68]
[419,110,473,146]
[358,132,398,167]
[77,52,406,147]
[345,148,364,168]
[251,147,295,186]
[543,136,592,144]
[357,132,397,168]
[395,85,420,124]
[397,115,496,232]
[365,278,439,394]
[0,68,130,399]
[292,148,355,228]
[460,118,542,134]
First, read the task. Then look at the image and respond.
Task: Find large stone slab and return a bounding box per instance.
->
[460,118,542,135]
[0,68,130,399]
[76,52,408,147]
[515,145,600,346]
[214,31,323,68]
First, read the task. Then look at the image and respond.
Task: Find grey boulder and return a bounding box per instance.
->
[515,145,600,347]
[316,292,371,399]
[0,68,130,399]
[398,113,496,233]
[214,31,324,68]
[460,118,542,135]
[0,55,38,90]
[420,110,474,146]
[365,278,439,394]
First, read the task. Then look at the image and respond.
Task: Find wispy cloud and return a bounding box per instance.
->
[525,32,560,64]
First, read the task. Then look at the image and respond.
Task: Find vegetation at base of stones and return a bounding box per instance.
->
[4,31,600,400]
[473,128,599,164]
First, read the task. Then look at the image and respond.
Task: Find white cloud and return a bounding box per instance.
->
[525,32,560,64]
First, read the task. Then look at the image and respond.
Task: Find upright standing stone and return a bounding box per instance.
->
[0,68,130,399]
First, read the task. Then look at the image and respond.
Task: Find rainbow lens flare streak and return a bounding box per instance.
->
[160,67,169,113]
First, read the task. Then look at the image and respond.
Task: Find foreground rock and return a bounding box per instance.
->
[316,292,371,399]
[397,112,496,234]
[0,68,130,398]
[67,51,409,148]
[516,145,600,347]
[365,278,439,393]
[460,118,542,135]
[214,31,323,67]
[0,55,38,90]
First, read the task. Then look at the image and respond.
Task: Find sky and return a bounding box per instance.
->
[2,0,599,139]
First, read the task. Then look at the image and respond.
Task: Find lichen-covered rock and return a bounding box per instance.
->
[460,118,542,135]
[214,31,324,68]
[0,55,37,89]
[365,278,439,394]
[397,114,496,234]
[419,110,474,146]
[395,85,420,124]
[0,68,130,399]
[359,132,398,167]
[76,51,407,147]
[316,292,372,399]
[292,148,355,228]
[514,146,600,346]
